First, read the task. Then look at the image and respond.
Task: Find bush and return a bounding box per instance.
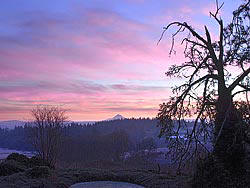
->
[192,154,247,188]
[25,166,50,178]
[0,160,26,176]
[6,153,29,165]
[0,153,54,177]
[29,156,54,169]
[6,153,53,169]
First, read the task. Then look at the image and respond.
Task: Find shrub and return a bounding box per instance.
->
[192,154,247,188]
[0,160,26,176]
[6,153,29,165]
[29,156,54,169]
[25,166,50,178]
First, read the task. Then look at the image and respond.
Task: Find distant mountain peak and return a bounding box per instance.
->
[106,114,125,121]
[113,114,125,119]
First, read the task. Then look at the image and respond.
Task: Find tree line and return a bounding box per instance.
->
[0,111,164,167]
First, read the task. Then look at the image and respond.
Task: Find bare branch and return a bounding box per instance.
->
[209,0,224,23]
[229,67,250,91]
[232,89,249,98]
[238,83,250,91]
[158,22,208,46]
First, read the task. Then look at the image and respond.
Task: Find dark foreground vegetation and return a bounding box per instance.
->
[0,153,191,188]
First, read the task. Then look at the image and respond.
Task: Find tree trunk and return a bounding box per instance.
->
[214,89,245,173]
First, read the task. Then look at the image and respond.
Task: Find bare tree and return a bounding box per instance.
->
[29,105,67,167]
[157,0,249,171]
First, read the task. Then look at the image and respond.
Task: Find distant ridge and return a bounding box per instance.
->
[0,120,27,129]
[0,114,126,129]
[0,117,197,129]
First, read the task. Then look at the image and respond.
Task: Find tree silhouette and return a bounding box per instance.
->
[157,0,249,171]
[29,105,67,168]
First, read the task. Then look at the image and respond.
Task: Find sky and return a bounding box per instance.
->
[0,0,242,121]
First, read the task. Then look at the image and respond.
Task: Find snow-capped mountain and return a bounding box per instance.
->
[106,114,125,121]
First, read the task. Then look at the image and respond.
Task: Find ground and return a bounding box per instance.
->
[0,167,192,188]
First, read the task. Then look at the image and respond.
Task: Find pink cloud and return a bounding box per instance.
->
[180,6,193,14]
[0,82,171,120]
[200,2,226,17]
[0,5,193,121]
